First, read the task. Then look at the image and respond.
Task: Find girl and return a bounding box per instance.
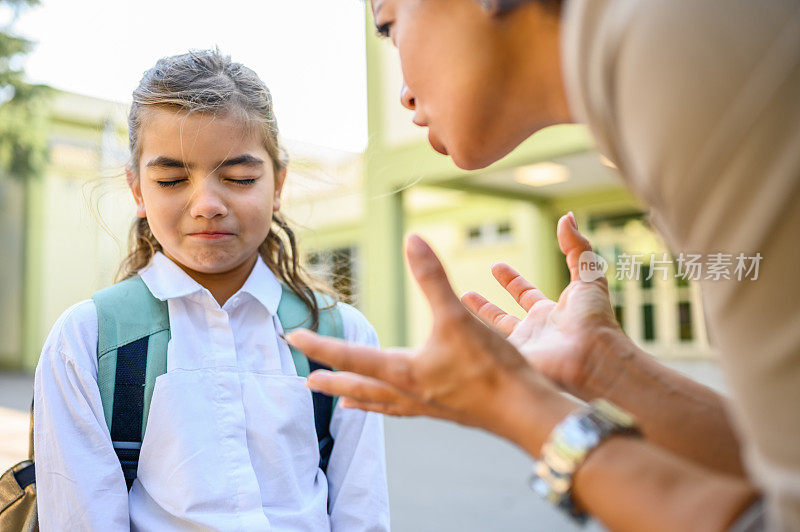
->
[33,49,390,531]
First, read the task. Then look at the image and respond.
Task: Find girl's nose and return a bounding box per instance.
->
[189,182,228,219]
[400,82,416,111]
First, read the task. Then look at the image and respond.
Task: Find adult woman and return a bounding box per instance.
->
[289,0,800,529]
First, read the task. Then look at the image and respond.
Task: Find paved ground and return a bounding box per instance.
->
[0,359,725,531]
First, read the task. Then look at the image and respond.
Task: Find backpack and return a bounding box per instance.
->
[0,275,342,530]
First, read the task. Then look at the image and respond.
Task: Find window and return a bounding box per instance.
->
[588,212,708,356]
[678,301,693,342]
[465,221,513,245]
[306,246,359,306]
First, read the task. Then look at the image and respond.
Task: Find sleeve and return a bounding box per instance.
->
[563,0,800,527]
[324,302,390,532]
[34,300,131,532]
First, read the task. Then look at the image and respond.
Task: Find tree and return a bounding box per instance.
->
[0,0,49,181]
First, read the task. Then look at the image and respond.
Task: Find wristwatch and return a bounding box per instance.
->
[529,399,641,522]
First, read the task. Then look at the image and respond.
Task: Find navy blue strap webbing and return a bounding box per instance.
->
[309,358,335,474]
[110,336,149,490]
[13,463,36,490]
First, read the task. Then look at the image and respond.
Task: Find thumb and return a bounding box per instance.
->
[405,234,462,315]
[557,212,594,283]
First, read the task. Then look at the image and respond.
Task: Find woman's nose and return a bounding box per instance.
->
[189,182,228,219]
[400,82,416,111]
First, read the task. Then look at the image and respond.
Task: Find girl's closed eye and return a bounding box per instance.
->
[157,178,187,188]
[225,177,258,186]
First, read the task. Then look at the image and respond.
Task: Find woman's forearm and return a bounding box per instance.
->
[503,386,756,532]
[573,435,757,532]
[582,328,745,476]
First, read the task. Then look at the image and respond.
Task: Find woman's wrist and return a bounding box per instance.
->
[495,369,579,458]
[580,326,645,403]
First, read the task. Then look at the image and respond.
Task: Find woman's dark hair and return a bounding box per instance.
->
[487,0,563,14]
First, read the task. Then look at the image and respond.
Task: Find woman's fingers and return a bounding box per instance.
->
[557,212,594,283]
[306,370,406,404]
[286,330,416,390]
[339,398,427,418]
[490,263,549,311]
[306,370,441,418]
[339,395,456,420]
[461,291,519,336]
[405,234,465,318]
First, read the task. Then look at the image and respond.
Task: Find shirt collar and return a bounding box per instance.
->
[139,251,282,315]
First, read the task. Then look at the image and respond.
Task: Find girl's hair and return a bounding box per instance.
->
[118,48,332,330]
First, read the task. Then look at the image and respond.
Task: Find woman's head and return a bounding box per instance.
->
[121,50,328,323]
[373,0,568,170]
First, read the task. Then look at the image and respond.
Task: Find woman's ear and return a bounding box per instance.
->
[127,168,147,218]
[273,168,287,212]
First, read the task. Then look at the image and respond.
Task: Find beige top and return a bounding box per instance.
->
[562,0,800,529]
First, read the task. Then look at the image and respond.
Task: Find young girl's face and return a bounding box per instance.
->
[129,108,284,275]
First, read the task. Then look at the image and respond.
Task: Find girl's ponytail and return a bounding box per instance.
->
[118,218,161,284]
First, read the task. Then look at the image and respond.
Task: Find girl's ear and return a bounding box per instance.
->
[273,168,287,212]
[127,168,147,218]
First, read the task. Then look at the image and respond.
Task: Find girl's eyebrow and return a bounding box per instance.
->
[145,154,264,170]
[145,156,186,169]
[218,154,264,168]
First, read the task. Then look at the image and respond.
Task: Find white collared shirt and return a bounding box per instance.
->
[34,252,390,531]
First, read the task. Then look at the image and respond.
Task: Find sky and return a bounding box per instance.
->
[9,0,369,153]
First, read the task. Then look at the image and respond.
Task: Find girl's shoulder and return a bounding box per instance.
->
[37,299,99,379]
[335,302,379,348]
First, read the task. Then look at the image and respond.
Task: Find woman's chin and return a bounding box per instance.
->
[447,136,522,171]
[428,131,449,156]
[428,135,485,170]
[447,146,497,171]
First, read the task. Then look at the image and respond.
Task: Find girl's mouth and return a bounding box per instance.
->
[188,232,234,240]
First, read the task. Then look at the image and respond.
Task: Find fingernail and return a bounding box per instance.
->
[286,329,311,344]
[407,234,426,256]
[567,211,578,229]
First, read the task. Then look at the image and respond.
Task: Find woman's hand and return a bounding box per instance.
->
[462,213,626,400]
[287,234,576,455]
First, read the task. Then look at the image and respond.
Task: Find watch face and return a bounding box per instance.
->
[531,400,639,523]
[592,399,638,429]
[554,416,602,462]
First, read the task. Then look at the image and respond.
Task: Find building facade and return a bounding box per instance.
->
[0,11,711,373]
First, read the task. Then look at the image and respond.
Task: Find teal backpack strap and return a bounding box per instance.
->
[277,284,344,474]
[277,285,344,376]
[93,275,169,489]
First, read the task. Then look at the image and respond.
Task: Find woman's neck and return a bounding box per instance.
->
[167,251,259,307]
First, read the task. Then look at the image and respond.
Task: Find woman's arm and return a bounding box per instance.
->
[496,375,757,532]
[581,327,744,476]
[462,214,744,476]
[324,304,390,532]
[291,234,759,531]
[34,301,130,531]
